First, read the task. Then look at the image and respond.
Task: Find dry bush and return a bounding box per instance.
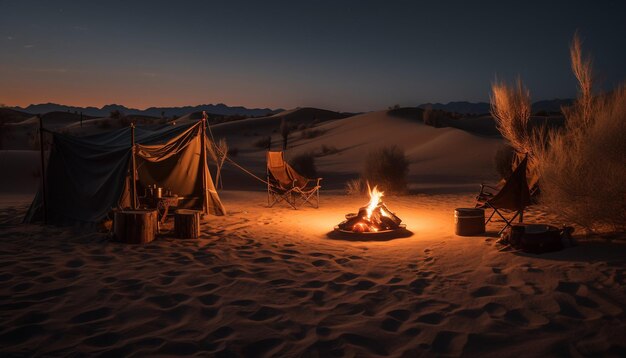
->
[490,77,532,154]
[422,107,448,127]
[363,145,409,194]
[214,138,228,189]
[290,152,317,178]
[345,178,365,196]
[535,88,626,232]
[532,34,626,232]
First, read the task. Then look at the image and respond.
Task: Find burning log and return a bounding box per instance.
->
[336,185,404,234]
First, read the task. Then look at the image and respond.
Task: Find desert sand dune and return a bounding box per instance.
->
[0,192,624,356]
[212,110,503,191]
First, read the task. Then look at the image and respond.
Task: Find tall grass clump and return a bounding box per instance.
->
[345,178,365,196]
[532,34,626,232]
[362,145,409,194]
[492,33,625,232]
[214,138,229,189]
[490,77,533,155]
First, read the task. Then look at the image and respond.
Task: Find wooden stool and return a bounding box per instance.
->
[174,209,201,239]
[113,210,157,244]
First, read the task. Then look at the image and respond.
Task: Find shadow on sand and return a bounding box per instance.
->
[325,228,414,242]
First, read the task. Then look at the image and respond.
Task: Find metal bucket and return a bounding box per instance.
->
[455,208,485,236]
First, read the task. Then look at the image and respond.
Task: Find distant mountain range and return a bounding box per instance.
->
[10,103,284,118]
[9,98,574,118]
[418,99,574,115]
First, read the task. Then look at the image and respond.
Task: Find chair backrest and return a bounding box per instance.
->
[487,155,532,211]
[266,151,308,189]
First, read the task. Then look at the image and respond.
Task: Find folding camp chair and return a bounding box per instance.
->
[476,156,532,234]
[266,151,322,209]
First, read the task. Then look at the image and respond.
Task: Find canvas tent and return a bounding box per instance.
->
[24,121,225,225]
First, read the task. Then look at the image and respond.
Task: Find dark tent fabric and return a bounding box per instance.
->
[24,121,225,225]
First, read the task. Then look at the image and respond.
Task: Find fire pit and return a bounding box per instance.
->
[334,184,406,235]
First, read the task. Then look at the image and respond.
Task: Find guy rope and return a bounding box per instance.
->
[202,113,269,186]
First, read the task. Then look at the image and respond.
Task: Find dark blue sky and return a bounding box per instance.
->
[1,0,625,111]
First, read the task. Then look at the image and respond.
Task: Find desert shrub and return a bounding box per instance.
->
[345,178,365,196]
[214,138,229,188]
[422,107,447,127]
[253,136,272,149]
[490,77,532,154]
[494,144,515,179]
[290,152,317,178]
[362,145,409,194]
[531,34,626,232]
[492,33,626,232]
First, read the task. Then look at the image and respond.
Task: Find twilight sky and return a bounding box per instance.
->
[1,0,625,112]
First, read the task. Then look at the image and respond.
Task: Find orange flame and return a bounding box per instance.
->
[365,182,384,220]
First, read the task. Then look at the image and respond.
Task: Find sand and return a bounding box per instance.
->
[1,192,625,356]
[1,108,625,356]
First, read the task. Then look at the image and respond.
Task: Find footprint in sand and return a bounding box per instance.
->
[253,256,275,264]
[483,302,507,318]
[335,272,359,282]
[11,282,34,292]
[83,332,122,348]
[70,307,111,324]
[387,309,411,322]
[210,326,234,339]
[430,331,467,356]
[381,318,402,332]
[246,306,283,321]
[65,258,85,268]
[198,293,220,306]
[241,338,284,357]
[417,312,445,324]
[471,285,505,298]
[312,259,330,267]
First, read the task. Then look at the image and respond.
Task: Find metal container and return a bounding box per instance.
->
[455,208,485,236]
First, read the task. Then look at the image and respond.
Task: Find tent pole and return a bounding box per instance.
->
[38,115,48,224]
[200,118,208,214]
[130,123,137,210]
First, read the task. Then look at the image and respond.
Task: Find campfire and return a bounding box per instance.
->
[335,184,405,234]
